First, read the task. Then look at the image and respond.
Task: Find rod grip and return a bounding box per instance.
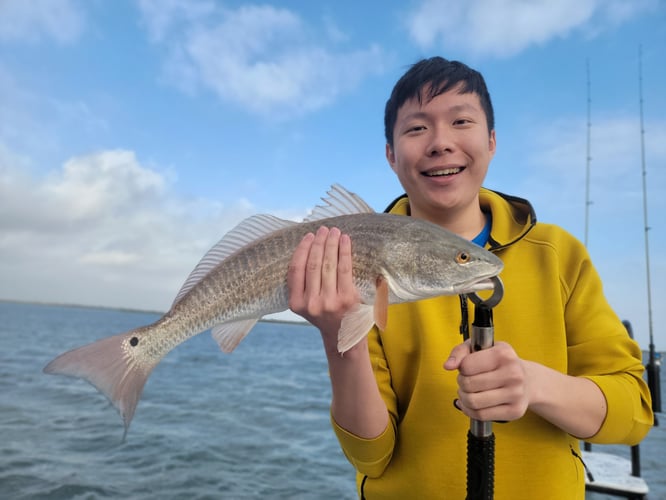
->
[466,431,495,500]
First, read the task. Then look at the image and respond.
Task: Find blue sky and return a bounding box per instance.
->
[0,0,664,348]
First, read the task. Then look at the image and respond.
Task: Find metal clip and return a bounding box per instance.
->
[469,275,504,310]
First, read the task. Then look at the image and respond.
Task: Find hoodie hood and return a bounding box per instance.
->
[383,187,537,251]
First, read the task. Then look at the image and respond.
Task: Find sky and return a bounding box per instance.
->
[0,0,664,349]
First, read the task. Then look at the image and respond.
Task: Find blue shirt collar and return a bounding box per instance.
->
[471,213,492,247]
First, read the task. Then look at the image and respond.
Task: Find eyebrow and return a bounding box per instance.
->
[447,103,480,113]
[400,103,481,122]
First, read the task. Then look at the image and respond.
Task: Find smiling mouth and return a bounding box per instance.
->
[423,167,464,177]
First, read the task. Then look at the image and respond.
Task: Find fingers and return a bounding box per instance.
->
[444,340,472,370]
[337,233,355,296]
[318,227,342,297]
[449,342,529,422]
[287,226,356,320]
[287,226,336,304]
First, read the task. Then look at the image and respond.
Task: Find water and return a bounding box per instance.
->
[1,301,664,499]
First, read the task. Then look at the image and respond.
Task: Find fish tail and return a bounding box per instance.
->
[43,329,157,436]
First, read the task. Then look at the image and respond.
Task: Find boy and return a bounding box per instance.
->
[287,56,652,498]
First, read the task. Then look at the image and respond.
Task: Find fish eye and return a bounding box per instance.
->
[456,251,471,264]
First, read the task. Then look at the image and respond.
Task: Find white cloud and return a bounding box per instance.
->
[45,150,166,220]
[137,1,386,117]
[137,0,215,42]
[0,149,261,311]
[406,0,659,57]
[0,0,85,44]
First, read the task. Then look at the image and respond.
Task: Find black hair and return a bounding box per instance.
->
[384,56,495,148]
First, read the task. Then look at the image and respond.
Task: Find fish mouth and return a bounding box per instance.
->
[460,277,497,293]
[422,166,465,177]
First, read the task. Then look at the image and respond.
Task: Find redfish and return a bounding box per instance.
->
[44,185,503,434]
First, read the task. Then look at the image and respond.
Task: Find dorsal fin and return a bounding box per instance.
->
[172,185,372,308]
[303,184,374,222]
[172,214,297,307]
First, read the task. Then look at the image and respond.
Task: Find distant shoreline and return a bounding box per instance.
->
[1,299,661,349]
[0,298,310,326]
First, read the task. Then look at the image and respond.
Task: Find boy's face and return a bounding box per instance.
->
[386,85,496,224]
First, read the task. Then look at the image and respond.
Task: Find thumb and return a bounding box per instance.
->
[444,340,472,371]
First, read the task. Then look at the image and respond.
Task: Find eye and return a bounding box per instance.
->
[453,118,472,126]
[456,251,471,264]
[406,125,426,134]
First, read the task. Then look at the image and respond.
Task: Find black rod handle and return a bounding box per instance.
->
[466,431,495,500]
[466,302,495,500]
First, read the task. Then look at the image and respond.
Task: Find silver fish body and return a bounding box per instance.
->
[44,185,503,433]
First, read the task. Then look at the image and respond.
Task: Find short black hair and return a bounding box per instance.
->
[384,56,494,148]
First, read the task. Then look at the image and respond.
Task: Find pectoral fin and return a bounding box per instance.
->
[337,304,375,353]
[337,277,389,353]
[374,276,388,331]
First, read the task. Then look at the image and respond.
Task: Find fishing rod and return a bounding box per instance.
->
[638,45,661,419]
[465,276,504,500]
[584,58,592,248]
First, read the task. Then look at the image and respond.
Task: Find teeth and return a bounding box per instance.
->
[425,167,462,176]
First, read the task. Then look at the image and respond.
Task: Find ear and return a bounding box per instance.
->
[386,143,397,172]
[488,130,497,159]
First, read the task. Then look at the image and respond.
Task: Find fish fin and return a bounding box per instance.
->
[337,304,376,354]
[173,215,297,307]
[212,319,260,353]
[304,184,375,222]
[43,330,157,438]
[374,276,389,331]
[176,185,370,307]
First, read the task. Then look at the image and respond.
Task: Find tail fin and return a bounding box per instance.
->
[43,330,157,438]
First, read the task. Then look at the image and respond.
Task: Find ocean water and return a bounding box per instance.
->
[1,301,663,499]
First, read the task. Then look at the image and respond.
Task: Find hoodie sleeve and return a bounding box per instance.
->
[331,326,398,477]
[559,231,653,445]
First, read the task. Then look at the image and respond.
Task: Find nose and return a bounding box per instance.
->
[426,128,453,157]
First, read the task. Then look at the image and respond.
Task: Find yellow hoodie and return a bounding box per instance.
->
[332,188,653,499]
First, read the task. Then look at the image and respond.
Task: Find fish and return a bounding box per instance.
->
[44,184,503,435]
